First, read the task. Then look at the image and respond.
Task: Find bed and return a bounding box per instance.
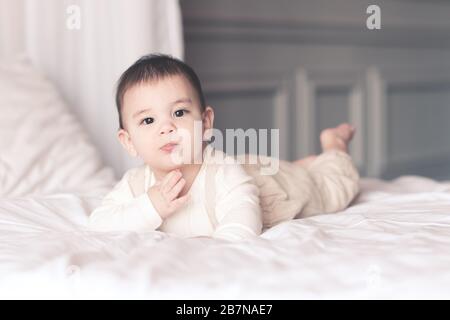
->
[1,57,450,299]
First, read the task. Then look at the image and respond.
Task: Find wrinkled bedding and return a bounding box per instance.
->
[1,176,450,299]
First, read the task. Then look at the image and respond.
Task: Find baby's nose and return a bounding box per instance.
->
[160,126,175,135]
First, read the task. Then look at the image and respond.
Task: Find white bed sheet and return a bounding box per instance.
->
[1,175,450,299]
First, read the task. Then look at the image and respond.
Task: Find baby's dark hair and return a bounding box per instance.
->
[115,53,206,130]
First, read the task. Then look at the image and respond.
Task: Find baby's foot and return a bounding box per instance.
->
[320,123,355,153]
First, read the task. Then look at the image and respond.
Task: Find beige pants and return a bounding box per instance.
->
[241,150,360,229]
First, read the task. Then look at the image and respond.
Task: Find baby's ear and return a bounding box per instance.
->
[117,129,138,157]
[202,106,215,141]
[202,106,214,130]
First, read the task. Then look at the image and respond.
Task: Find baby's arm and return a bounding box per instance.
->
[212,164,263,241]
[89,169,189,232]
[88,170,163,232]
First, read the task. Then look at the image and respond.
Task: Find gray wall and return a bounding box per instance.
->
[181,0,450,180]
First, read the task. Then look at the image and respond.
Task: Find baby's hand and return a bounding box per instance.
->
[147,169,190,219]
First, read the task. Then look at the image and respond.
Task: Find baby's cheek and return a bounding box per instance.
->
[137,145,156,161]
[189,143,204,165]
[168,143,196,165]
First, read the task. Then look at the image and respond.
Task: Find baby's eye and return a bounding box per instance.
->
[174,109,188,117]
[141,117,154,125]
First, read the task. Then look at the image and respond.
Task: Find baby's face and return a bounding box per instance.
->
[118,75,213,171]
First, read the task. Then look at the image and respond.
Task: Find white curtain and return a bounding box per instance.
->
[1,0,184,178]
[0,0,25,58]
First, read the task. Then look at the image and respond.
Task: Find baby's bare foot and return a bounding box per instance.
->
[320,123,355,153]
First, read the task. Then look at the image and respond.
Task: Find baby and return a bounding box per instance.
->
[88,54,360,241]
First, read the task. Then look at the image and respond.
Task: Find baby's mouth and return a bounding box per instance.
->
[160,142,179,153]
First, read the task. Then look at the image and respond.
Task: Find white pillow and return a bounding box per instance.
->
[0,56,116,197]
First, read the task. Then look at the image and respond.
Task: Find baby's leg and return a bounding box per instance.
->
[293,123,355,168]
[296,123,359,217]
[301,149,360,217]
[293,155,317,167]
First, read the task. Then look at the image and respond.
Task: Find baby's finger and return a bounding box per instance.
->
[161,170,182,193]
[169,193,190,211]
[166,178,186,201]
[160,171,174,188]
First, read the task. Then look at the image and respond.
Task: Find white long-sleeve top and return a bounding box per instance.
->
[88,146,263,241]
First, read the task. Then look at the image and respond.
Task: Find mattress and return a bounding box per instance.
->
[1,175,450,299]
